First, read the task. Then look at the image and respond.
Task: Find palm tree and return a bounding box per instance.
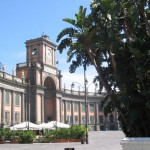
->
[57,6,112,94]
[90,0,150,137]
[56,5,126,133]
[57,1,150,137]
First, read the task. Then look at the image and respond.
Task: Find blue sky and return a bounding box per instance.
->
[0,0,98,92]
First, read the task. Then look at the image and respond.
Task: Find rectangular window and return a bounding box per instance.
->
[15,112,20,123]
[67,102,71,111]
[99,103,103,111]
[82,115,85,124]
[99,115,104,124]
[66,115,71,123]
[5,91,10,105]
[90,104,94,112]
[5,111,10,123]
[81,103,85,112]
[15,93,20,106]
[74,102,78,112]
[74,116,79,123]
[70,116,73,123]
[90,116,95,124]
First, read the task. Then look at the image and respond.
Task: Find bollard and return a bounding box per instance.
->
[81,138,84,144]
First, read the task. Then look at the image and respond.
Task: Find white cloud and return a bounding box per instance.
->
[56,52,96,88]
[61,66,98,92]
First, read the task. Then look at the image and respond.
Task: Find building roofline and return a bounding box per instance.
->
[25,35,57,47]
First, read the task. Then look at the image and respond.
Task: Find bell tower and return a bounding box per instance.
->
[16,35,59,84]
[26,35,56,68]
[16,35,62,124]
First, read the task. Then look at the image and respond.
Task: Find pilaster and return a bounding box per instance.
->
[64,100,66,123]
[41,94,44,123]
[11,91,15,125]
[1,89,5,127]
[79,102,81,125]
[21,93,25,122]
[71,101,73,125]
[57,97,62,122]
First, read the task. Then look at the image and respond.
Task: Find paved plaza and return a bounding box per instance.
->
[0,131,125,150]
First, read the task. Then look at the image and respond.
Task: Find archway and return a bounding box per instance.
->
[44,76,56,122]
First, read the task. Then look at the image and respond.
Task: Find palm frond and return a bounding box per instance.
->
[57,38,72,53]
[67,49,76,62]
[56,28,77,42]
[78,5,87,19]
[63,18,76,26]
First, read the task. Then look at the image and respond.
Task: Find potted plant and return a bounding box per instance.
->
[56,1,150,149]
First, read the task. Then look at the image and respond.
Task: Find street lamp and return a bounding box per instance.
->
[71,65,89,144]
[95,83,98,94]
[84,65,88,144]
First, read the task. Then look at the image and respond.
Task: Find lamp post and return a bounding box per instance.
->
[71,65,89,144]
[95,83,98,94]
[84,65,88,144]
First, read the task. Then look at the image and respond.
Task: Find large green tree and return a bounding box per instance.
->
[57,0,150,137]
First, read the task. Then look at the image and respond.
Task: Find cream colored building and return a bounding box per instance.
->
[0,35,118,131]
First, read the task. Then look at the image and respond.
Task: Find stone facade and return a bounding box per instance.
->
[0,35,118,131]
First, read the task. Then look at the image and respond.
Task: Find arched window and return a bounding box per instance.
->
[44,77,55,90]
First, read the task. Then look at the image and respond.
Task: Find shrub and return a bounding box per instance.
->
[0,128,5,141]
[18,130,36,143]
[43,130,55,143]
[69,126,86,139]
[54,125,86,140]
[56,128,69,139]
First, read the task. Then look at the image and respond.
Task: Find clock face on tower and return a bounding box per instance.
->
[32,48,37,56]
[31,48,38,62]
